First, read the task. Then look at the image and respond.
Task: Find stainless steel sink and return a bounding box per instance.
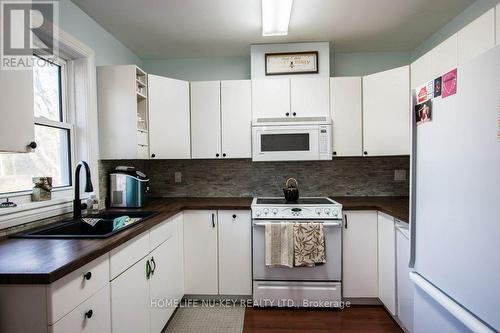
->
[13,211,158,239]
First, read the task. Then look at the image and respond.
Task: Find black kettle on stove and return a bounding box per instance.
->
[283,178,299,202]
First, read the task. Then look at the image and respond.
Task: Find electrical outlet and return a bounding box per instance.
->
[394,169,407,181]
[174,172,182,183]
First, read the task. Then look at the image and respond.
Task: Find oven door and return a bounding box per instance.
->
[252,125,320,161]
[252,220,342,281]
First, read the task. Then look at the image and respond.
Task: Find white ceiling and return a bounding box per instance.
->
[71,0,474,58]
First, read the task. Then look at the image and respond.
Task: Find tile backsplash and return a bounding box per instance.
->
[99,156,409,200]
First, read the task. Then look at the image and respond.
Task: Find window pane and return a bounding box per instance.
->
[33,56,62,121]
[0,125,71,193]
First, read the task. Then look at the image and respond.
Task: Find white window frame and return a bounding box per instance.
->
[0,27,99,230]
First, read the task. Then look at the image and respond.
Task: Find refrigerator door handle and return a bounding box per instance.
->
[410,272,496,333]
[409,89,418,269]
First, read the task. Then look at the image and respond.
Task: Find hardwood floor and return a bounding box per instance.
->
[243,306,403,333]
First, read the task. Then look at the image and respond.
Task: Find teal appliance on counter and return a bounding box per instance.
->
[109,166,149,208]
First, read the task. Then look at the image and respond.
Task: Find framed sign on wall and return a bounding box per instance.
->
[265,51,319,75]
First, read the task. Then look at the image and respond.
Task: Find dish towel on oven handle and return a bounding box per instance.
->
[293,222,326,267]
[265,222,294,267]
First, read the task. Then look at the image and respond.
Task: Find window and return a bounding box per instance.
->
[0,55,72,194]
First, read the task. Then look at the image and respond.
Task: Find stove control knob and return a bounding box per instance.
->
[332,210,339,217]
[316,208,322,215]
[324,208,331,215]
[272,209,278,215]
[263,209,269,215]
[255,210,261,217]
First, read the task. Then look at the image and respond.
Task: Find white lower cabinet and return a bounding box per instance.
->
[184,210,252,295]
[183,210,219,294]
[110,256,151,333]
[342,211,378,298]
[49,285,111,333]
[377,211,397,315]
[218,211,252,295]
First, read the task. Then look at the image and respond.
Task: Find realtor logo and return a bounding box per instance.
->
[1,1,58,70]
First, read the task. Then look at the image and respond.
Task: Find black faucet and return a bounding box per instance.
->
[73,161,94,220]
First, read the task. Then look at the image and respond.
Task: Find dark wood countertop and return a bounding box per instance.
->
[333,196,409,222]
[0,196,407,285]
[0,197,252,285]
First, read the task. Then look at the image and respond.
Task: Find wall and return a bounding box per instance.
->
[411,0,500,61]
[332,52,410,77]
[99,157,410,200]
[60,0,142,66]
[143,56,250,81]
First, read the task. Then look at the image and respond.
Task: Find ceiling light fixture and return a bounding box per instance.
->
[262,0,293,37]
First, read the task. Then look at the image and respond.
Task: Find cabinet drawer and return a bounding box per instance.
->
[150,214,181,251]
[47,254,109,325]
[137,131,148,146]
[49,285,111,333]
[110,232,149,280]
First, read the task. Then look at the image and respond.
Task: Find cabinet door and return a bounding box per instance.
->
[49,285,110,333]
[190,81,221,159]
[149,237,176,333]
[218,211,252,295]
[396,224,414,332]
[429,34,458,79]
[110,257,150,333]
[410,52,432,90]
[377,212,396,315]
[290,77,329,118]
[148,75,190,159]
[221,80,252,158]
[0,68,34,152]
[497,4,500,46]
[330,77,362,156]
[457,9,495,65]
[342,211,378,298]
[183,211,218,294]
[251,79,290,119]
[363,66,410,156]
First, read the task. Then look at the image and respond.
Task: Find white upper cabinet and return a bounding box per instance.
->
[497,4,500,45]
[363,66,410,156]
[330,77,362,156]
[251,78,290,119]
[98,65,149,159]
[377,212,397,316]
[218,211,252,295]
[0,69,34,153]
[342,211,378,298]
[190,81,221,159]
[221,80,252,158]
[290,77,330,118]
[411,52,432,89]
[183,211,219,295]
[457,9,495,65]
[429,34,458,79]
[148,75,190,159]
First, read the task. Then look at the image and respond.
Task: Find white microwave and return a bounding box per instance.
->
[252,117,332,161]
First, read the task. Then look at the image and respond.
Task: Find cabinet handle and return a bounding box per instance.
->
[292,112,296,116]
[151,153,156,158]
[85,310,93,319]
[146,260,152,279]
[363,151,368,156]
[286,112,290,116]
[333,151,337,156]
[232,214,237,219]
[222,153,226,157]
[216,153,220,157]
[211,213,215,228]
[344,214,348,229]
[28,141,37,149]
[150,256,156,275]
[83,272,92,281]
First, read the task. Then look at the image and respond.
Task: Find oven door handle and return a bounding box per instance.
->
[252,221,342,227]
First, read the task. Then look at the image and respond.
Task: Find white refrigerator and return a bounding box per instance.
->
[410,44,500,333]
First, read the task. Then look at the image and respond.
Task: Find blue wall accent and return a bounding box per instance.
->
[60,0,142,66]
[411,0,499,61]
